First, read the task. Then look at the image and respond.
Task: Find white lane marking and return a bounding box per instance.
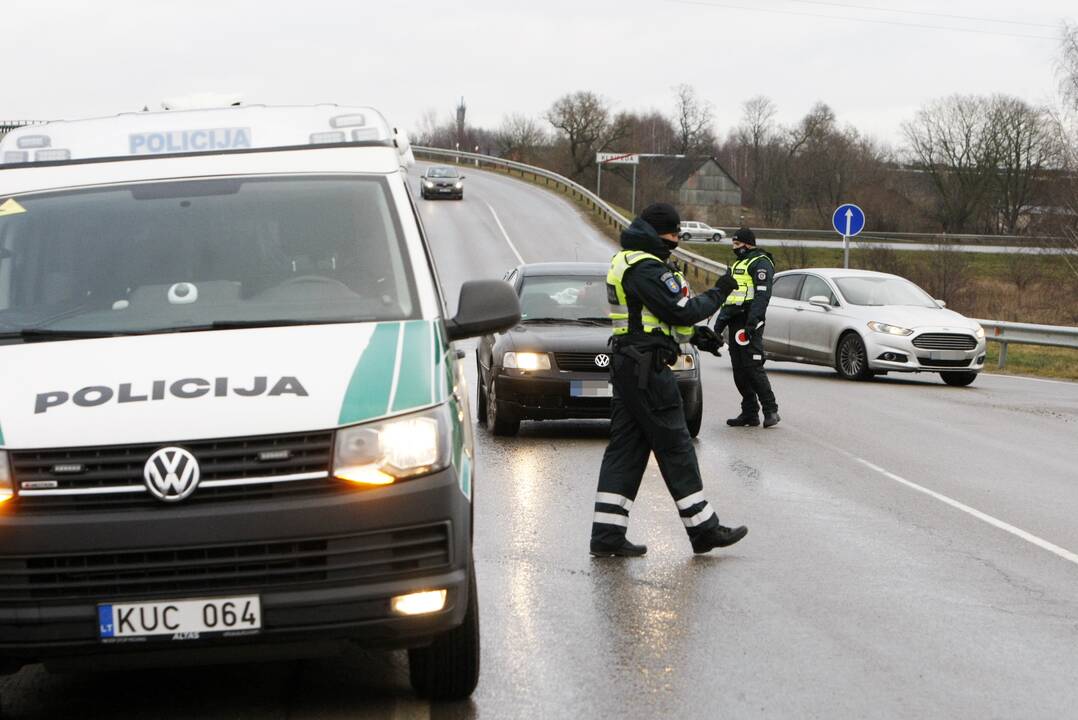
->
[806,434,1078,568]
[485,202,526,265]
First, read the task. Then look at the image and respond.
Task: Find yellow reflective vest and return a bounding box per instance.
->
[607,250,695,342]
[723,254,772,307]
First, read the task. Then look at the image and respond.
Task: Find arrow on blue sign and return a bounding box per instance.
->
[832,203,865,237]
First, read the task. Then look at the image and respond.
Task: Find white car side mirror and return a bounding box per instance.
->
[808,295,832,309]
[935,299,947,308]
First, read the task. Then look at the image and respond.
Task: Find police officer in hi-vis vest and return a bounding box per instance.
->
[713,227,780,428]
[590,203,749,557]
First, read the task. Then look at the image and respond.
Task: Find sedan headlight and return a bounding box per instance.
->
[975,325,985,339]
[867,321,913,336]
[423,180,434,188]
[454,181,463,189]
[333,405,452,486]
[503,351,550,370]
[0,452,13,504]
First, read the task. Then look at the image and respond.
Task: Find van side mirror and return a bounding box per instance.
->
[446,280,521,341]
[808,295,832,309]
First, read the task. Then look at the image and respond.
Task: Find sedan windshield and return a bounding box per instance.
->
[834,276,938,307]
[0,176,418,337]
[427,167,459,178]
[519,275,610,322]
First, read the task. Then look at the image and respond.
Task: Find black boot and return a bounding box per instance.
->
[691,525,748,554]
[726,413,760,427]
[763,411,781,428]
[590,538,647,557]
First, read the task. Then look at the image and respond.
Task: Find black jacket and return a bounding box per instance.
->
[616,218,725,351]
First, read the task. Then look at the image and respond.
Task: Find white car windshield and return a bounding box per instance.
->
[835,276,938,307]
[0,176,418,337]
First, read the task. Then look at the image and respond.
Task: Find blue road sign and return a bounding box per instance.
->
[832,203,865,237]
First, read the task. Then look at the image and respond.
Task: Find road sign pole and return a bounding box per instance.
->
[844,234,849,269]
[597,163,602,198]
[631,164,637,215]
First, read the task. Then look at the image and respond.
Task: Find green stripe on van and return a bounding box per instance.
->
[390,321,435,413]
[338,322,402,425]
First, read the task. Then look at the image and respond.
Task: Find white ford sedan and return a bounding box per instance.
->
[762,268,987,386]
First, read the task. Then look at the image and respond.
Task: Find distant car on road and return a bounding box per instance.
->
[679,221,725,242]
[420,165,464,200]
[762,268,987,386]
[477,262,704,436]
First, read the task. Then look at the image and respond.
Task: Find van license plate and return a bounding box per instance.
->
[98,595,261,641]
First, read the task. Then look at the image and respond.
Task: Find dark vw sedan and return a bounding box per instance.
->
[420,165,465,199]
[476,262,704,437]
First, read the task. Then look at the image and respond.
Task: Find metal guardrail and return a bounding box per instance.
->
[976,319,1078,368]
[711,226,1069,248]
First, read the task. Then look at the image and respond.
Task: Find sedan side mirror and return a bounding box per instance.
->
[935,299,947,308]
[459,175,466,179]
[446,280,521,341]
[808,295,833,309]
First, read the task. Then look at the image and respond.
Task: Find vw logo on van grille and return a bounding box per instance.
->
[144,447,202,502]
[594,354,611,368]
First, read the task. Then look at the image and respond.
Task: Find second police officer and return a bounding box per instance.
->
[713,227,780,428]
[590,203,749,557]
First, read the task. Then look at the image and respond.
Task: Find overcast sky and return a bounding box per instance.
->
[3,0,1075,146]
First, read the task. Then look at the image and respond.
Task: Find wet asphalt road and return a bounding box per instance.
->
[3,165,1077,719]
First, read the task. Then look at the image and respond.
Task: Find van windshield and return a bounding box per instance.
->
[0,176,418,337]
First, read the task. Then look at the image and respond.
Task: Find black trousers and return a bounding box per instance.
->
[591,349,720,544]
[727,315,778,416]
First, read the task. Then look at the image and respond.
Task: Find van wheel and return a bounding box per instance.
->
[685,399,703,438]
[836,333,872,380]
[408,565,480,701]
[487,375,519,436]
[941,371,977,387]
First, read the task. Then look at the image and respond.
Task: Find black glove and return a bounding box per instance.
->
[714,269,738,296]
[744,320,764,341]
[691,326,723,357]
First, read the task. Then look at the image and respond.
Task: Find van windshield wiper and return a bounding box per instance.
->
[0,318,379,342]
[0,328,126,343]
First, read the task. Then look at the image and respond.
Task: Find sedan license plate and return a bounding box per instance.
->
[98,595,261,642]
[571,380,612,398]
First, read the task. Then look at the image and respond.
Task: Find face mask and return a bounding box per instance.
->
[733,245,751,259]
[661,238,679,251]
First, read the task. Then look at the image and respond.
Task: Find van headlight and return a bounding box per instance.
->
[503,351,550,370]
[867,321,913,336]
[333,405,452,486]
[0,452,12,504]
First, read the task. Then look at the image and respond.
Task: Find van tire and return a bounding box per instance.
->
[408,565,480,701]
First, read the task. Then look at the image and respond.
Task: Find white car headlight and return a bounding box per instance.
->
[333,405,452,486]
[975,325,985,339]
[503,351,550,370]
[0,451,12,504]
[867,321,913,336]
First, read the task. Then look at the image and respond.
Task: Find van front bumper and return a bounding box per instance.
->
[0,466,472,670]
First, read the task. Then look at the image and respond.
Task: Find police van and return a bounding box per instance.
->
[0,103,519,700]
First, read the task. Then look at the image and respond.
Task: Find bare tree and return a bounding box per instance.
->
[670,84,715,155]
[495,114,547,161]
[729,95,778,206]
[545,91,628,179]
[1060,22,1078,116]
[902,95,999,233]
[987,96,1060,234]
